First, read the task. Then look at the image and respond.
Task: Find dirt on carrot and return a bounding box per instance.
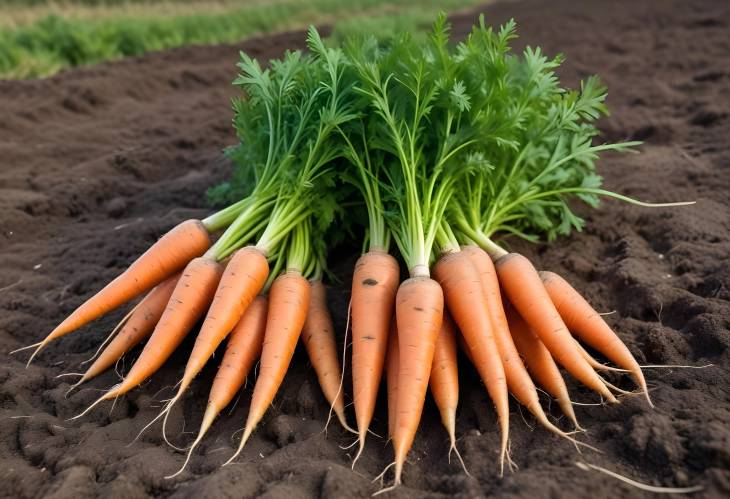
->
[1,0,728,497]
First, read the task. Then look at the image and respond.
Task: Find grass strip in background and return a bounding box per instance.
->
[0,0,486,79]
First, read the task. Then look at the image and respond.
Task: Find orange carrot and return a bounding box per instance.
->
[69,272,181,393]
[429,311,467,472]
[385,319,399,440]
[462,246,577,440]
[29,219,210,364]
[161,247,268,421]
[350,250,399,462]
[391,273,443,486]
[434,251,510,474]
[505,304,581,430]
[494,254,616,403]
[301,280,352,432]
[181,247,268,387]
[539,271,650,405]
[71,257,222,418]
[224,270,310,464]
[166,295,268,478]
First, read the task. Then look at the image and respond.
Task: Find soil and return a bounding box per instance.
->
[1,0,729,497]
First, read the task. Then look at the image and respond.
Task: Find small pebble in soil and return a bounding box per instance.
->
[105,197,128,218]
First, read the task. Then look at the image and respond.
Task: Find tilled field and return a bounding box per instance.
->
[0,0,728,497]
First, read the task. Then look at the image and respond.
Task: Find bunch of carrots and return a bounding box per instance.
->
[13,16,691,489]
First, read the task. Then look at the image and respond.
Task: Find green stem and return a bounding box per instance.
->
[286,221,311,274]
[435,221,460,254]
[201,198,250,232]
[206,197,275,260]
[487,187,695,234]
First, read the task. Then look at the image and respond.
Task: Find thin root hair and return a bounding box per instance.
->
[575,461,703,493]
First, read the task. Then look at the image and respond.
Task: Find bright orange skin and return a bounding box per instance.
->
[301,281,348,428]
[385,319,399,439]
[392,276,443,485]
[83,272,181,383]
[495,254,616,402]
[429,312,459,441]
[350,250,400,443]
[434,251,510,468]
[241,271,310,439]
[540,270,648,397]
[505,304,580,428]
[104,256,222,399]
[46,219,210,345]
[200,295,268,434]
[462,246,551,423]
[180,246,269,390]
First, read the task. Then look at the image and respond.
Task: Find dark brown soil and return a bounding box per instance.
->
[1,0,729,497]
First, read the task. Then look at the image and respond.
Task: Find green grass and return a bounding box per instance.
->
[0,0,486,79]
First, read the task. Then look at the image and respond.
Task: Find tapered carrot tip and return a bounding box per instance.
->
[351,435,366,469]
[223,426,254,466]
[166,405,219,479]
[538,269,651,405]
[68,386,119,420]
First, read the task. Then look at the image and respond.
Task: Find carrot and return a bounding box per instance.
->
[181,247,268,387]
[224,270,310,464]
[494,254,617,403]
[70,257,222,418]
[166,295,268,479]
[573,339,629,374]
[385,319,399,440]
[67,272,181,394]
[433,251,510,474]
[461,246,579,442]
[301,280,353,432]
[539,271,651,405]
[28,219,210,364]
[505,304,582,430]
[429,311,467,473]
[391,273,443,486]
[350,250,399,463]
[160,247,268,426]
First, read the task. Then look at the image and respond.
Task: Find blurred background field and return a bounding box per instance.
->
[0,0,486,79]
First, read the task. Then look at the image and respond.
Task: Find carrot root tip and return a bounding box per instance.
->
[64,377,88,399]
[161,394,188,452]
[130,405,171,447]
[25,340,49,368]
[222,427,252,467]
[575,461,703,493]
[9,341,43,355]
[165,434,203,480]
[351,436,366,470]
[67,389,115,420]
[448,441,470,477]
